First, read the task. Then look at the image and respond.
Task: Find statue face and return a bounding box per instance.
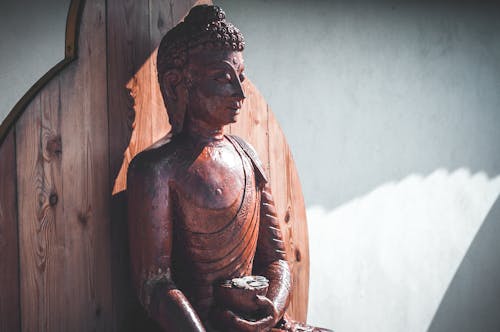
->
[185,49,246,129]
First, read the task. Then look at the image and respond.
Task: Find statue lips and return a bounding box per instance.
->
[227,101,243,116]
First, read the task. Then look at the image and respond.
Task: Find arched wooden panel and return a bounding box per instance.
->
[15,0,112,330]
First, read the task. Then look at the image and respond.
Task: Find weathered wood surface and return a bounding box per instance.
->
[15,0,112,331]
[0,129,20,332]
[0,0,310,330]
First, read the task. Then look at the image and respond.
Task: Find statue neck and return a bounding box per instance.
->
[183,117,225,143]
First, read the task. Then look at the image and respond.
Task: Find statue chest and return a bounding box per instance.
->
[170,139,261,312]
[174,140,255,233]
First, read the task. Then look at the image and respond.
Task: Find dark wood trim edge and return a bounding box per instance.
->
[13,125,21,332]
[0,0,86,145]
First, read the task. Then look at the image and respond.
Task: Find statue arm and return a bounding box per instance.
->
[127,156,205,332]
[253,183,292,324]
[227,135,291,322]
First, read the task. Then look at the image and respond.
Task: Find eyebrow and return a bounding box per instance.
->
[205,61,245,74]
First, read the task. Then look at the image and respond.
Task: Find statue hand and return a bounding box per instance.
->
[214,295,279,331]
[254,294,279,324]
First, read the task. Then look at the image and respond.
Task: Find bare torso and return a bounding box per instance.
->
[128,133,295,331]
[166,136,260,321]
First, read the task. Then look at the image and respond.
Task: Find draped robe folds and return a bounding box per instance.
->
[127,134,289,330]
[172,135,261,320]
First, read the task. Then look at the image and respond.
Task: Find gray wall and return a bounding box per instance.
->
[216,1,500,331]
[0,0,70,123]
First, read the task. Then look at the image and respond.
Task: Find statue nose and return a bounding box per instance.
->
[232,81,246,101]
[234,91,246,101]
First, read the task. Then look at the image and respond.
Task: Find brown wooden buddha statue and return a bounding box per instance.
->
[127,5,330,332]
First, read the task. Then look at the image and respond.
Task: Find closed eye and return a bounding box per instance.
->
[215,72,232,83]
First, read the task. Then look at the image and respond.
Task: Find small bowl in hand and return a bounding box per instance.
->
[214,276,269,314]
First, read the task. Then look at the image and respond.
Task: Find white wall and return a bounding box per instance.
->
[216,1,500,331]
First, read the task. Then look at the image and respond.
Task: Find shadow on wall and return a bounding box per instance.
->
[428,195,500,332]
[306,169,500,332]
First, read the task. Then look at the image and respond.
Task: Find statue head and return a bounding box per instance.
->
[157,5,246,135]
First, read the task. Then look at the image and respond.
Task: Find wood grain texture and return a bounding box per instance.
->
[15,0,112,331]
[110,0,210,194]
[16,78,64,332]
[106,2,154,328]
[107,0,152,191]
[0,129,20,332]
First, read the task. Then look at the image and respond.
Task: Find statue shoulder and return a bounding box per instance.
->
[226,134,268,187]
[127,140,180,184]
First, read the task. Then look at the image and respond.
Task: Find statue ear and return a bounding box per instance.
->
[162,69,183,101]
[162,69,189,135]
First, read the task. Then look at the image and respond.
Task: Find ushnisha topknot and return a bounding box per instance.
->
[157,5,245,135]
[157,5,245,75]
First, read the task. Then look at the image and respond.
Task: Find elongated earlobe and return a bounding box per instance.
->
[163,70,182,101]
